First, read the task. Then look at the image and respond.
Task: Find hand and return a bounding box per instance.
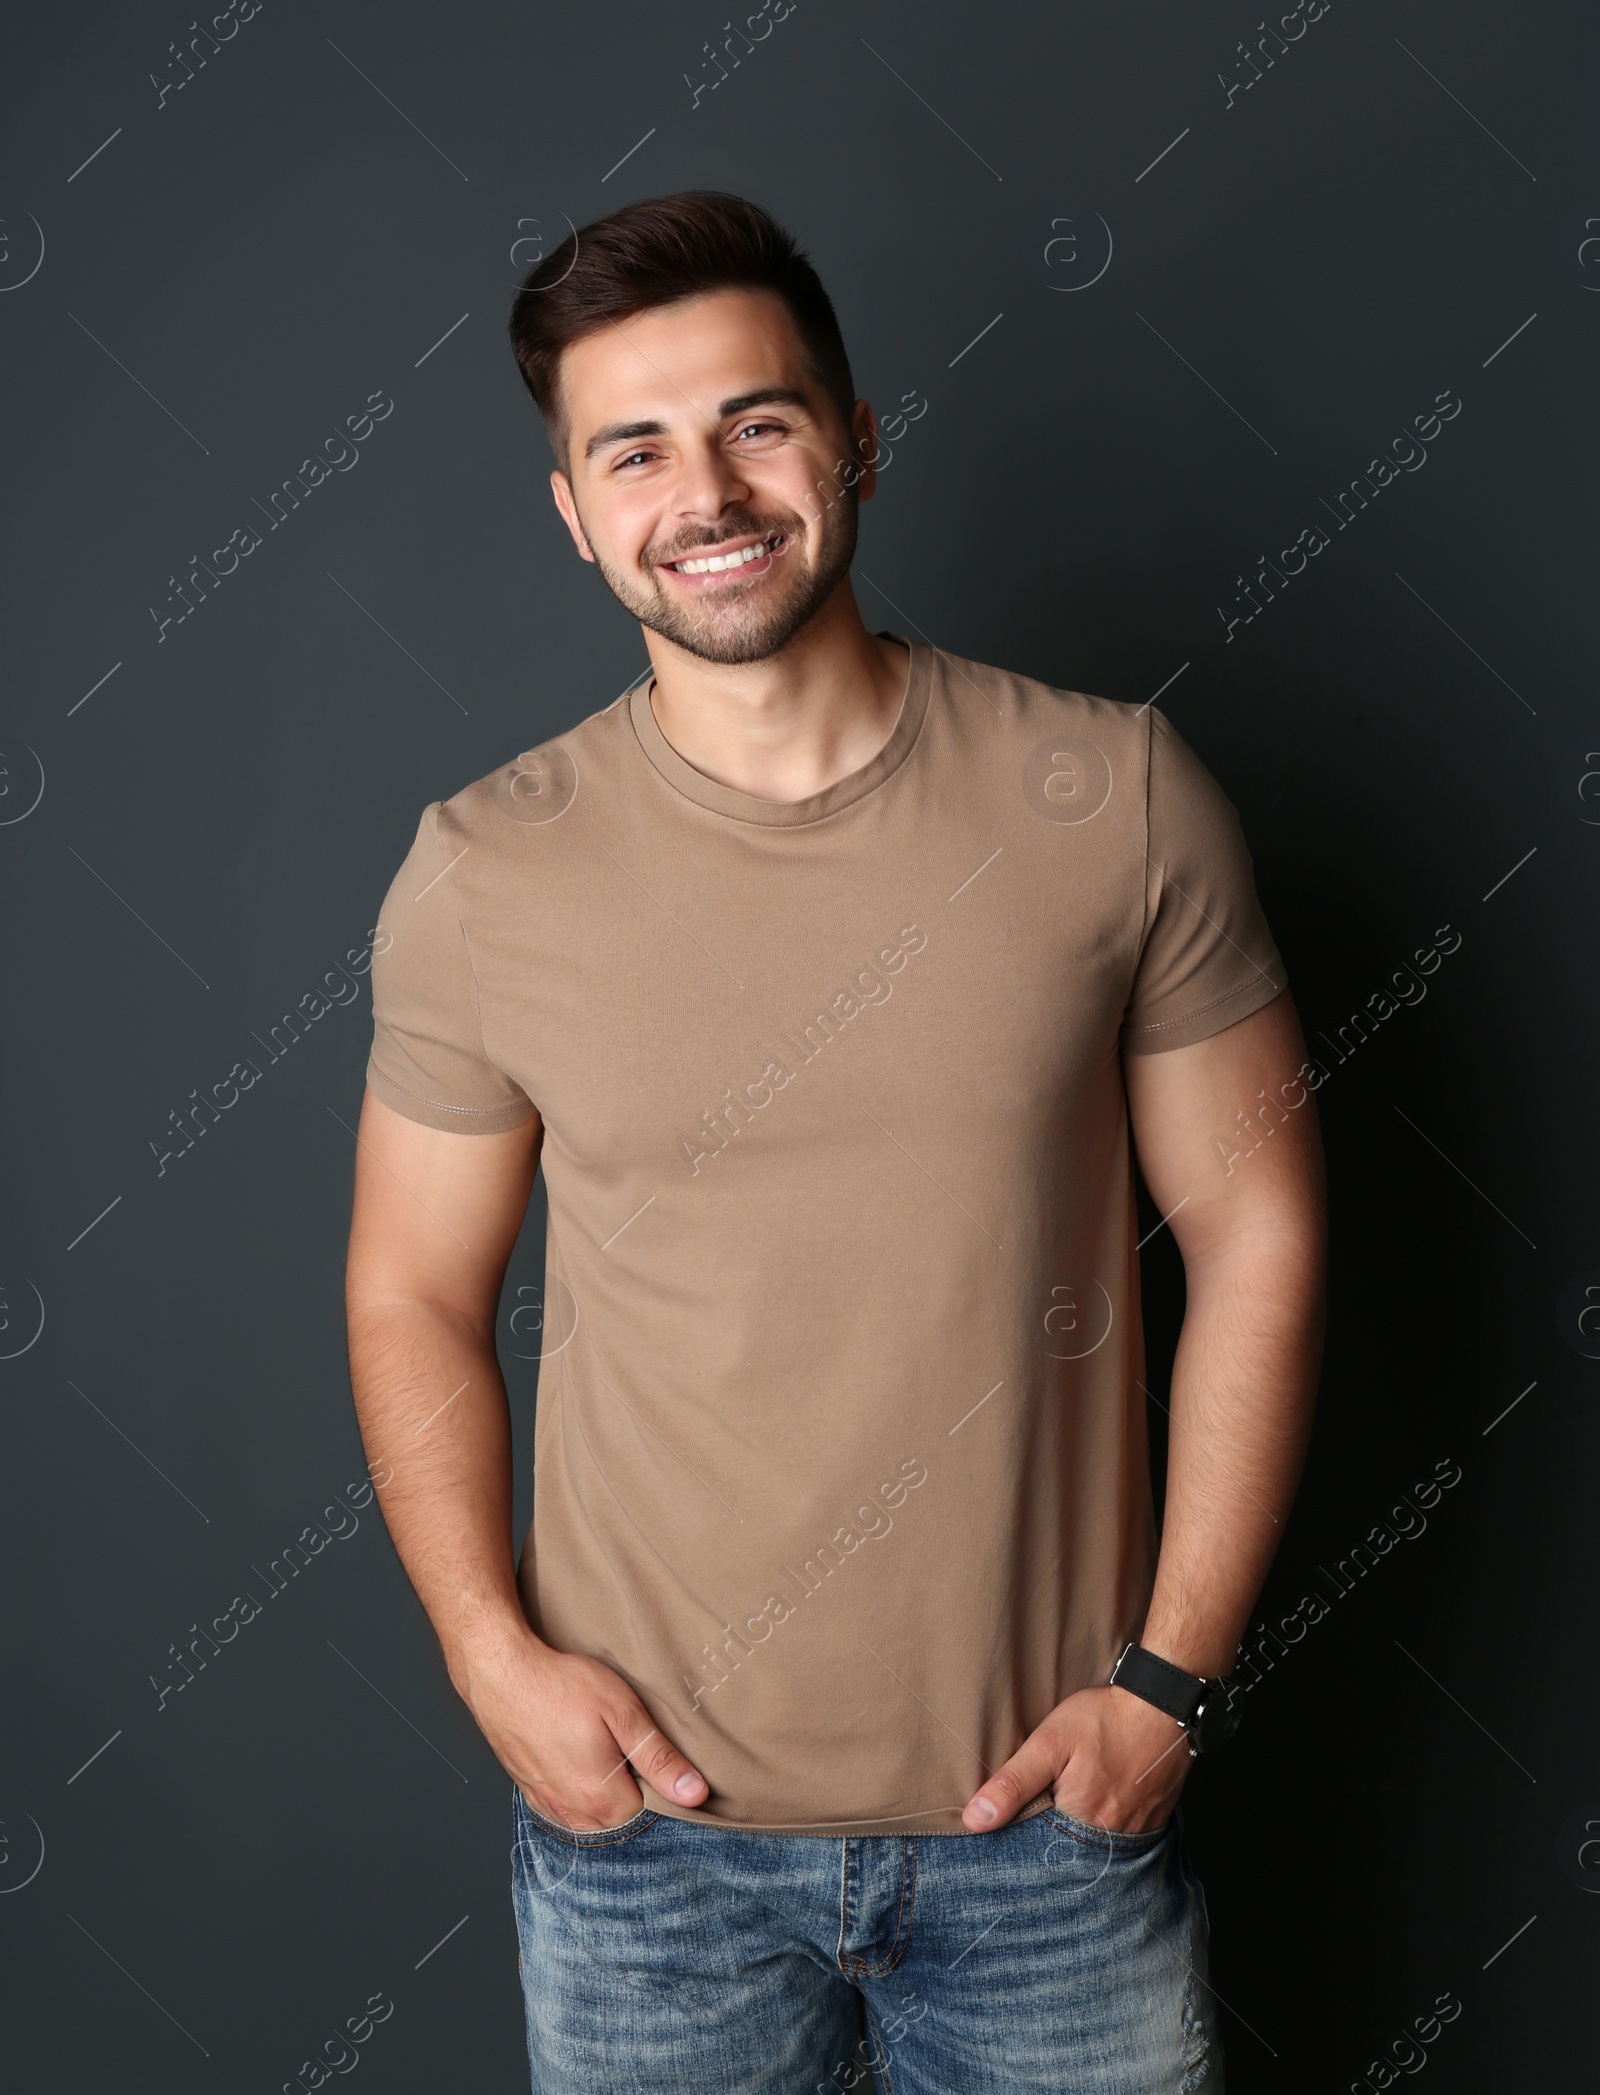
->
[453,1621,709,1830]
[962,1684,1191,1834]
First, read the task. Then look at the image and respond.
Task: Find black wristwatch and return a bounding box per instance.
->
[1108,1641,1244,1757]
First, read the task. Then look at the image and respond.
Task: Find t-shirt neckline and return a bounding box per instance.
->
[626,632,929,827]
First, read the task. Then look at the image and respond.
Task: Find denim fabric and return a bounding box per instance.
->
[510,1786,1222,2092]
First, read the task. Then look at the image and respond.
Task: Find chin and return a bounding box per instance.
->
[641,575,836,666]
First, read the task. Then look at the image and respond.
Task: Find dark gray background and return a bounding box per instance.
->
[3,0,1597,2086]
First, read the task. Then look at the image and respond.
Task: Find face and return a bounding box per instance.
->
[549,288,877,665]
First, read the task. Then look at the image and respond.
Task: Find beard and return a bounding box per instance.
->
[587,488,859,666]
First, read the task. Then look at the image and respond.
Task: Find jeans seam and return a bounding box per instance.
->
[852,1835,917,1977]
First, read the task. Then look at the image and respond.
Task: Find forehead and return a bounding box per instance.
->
[559,287,818,438]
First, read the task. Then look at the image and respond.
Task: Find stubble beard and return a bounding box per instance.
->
[588,489,860,667]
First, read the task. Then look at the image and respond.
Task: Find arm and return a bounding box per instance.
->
[963,990,1326,1830]
[344,1088,710,1827]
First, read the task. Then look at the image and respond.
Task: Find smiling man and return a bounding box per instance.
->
[344,192,1326,2093]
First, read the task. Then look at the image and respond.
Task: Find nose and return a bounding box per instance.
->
[671,430,752,525]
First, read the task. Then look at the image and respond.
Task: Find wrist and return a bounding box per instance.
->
[1135,1624,1240,1681]
[1109,1638,1246,1756]
[442,1595,546,1708]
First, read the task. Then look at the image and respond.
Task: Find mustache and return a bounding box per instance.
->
[644,510,805,570]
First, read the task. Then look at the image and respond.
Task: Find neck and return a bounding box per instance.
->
[642,581,910,804]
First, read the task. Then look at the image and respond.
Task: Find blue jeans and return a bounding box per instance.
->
[510,1787,1223,2092]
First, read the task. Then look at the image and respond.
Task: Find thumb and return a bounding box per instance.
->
[614,1710,709,1807]
[963,1725,1065,1831]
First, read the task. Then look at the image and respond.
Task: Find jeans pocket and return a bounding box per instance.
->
[515,1787,660,1848]
[1043,1804,1173,1854]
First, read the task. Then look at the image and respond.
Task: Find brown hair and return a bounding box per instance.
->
[508,191,856,464]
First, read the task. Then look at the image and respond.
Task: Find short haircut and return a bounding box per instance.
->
[508,191,856,465]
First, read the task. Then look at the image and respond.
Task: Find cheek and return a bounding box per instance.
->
[758,450,838,527]
[593,487,665,564]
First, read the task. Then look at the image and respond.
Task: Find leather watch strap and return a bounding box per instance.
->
[1109,1641,1205,1727]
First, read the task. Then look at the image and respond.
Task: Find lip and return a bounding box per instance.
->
[657,529,788,587]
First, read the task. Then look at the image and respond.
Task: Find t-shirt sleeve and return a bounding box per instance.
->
[364,803,537,1133]
[1119,708,1287,1056]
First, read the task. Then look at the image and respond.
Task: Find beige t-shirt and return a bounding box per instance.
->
[365,636,1286,1835]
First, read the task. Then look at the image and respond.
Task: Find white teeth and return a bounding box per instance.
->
[673,536,777,575]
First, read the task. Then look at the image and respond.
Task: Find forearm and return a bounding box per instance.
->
[346,1295,539,1692]
[1139,1220,1325,1678]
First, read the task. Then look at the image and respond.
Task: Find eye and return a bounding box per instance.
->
[733,420,785,442]
[611,448,657,471]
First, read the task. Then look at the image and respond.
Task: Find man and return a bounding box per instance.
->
[345,190,1325,2091]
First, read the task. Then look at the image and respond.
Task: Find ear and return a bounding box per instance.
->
[850,399,883,504]
[549,469,596,563]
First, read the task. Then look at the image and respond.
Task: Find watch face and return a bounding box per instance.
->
[1195,1681,1244,1753]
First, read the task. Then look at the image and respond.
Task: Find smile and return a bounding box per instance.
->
[665,530,785,577]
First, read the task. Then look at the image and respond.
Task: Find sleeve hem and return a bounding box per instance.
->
[1120,968,1287,1056]
[365,1062,536,1134]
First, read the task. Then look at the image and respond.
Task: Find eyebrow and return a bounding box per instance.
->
[582,387,813,461]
